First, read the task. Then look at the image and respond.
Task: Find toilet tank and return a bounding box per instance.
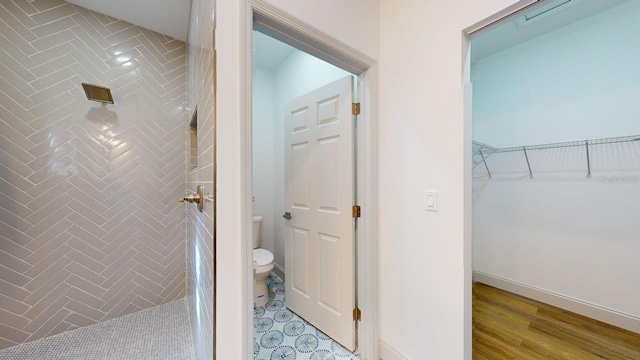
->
[252,215,263,249]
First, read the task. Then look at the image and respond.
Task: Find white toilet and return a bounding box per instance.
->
[252,215,275,307]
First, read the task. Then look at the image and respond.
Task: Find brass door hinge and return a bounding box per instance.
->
[353,307,361,321]
[352,102,361,116]
[352,205,361,218]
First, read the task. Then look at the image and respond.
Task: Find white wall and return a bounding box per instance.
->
[379,0,519,359]
[252,51,350,276]
[261,0,379,58]
[472,1,640,327]
[214,1,246,358]
[473,1,640,148]
[252,67,276,266]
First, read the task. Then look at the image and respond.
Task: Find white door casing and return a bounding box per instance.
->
[284,75,356,350]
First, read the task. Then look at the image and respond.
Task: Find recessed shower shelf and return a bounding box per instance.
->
[472,135,640,178]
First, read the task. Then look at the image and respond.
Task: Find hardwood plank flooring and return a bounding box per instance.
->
[473,282,640,359]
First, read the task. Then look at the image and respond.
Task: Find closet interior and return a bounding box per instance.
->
[471,0,640,334]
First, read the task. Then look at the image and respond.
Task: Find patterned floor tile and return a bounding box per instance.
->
[254,273,364,360]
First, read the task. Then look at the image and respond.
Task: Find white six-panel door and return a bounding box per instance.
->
[284,76,356,350]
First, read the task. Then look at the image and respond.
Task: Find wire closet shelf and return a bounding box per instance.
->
[472,135,640,179]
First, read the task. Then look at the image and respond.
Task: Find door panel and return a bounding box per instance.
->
[318,136,340,213]
[318,232,341,313]
[291,142,310,209]
[291,227,310,297]
[284,75,355,350]
[291,106,309,132]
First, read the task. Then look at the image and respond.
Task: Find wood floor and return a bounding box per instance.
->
[473,282,640,360]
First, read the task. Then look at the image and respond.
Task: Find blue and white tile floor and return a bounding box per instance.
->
[254,273,364,360]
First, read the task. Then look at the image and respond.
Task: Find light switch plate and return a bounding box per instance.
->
[425,190,438,212]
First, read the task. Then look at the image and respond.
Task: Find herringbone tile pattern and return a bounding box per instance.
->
[0,0,187,349]
[186,0,215,358]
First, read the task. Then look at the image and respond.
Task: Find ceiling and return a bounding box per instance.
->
[65,0,192,41]
[253,31,297,71]
[64,1,308,71]
[472,0,629,63]
[65,0,626,63]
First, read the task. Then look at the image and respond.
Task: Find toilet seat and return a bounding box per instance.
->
[253,248,274,267]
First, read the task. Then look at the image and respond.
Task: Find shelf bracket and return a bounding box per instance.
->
[523,147,533,178]
[479,150,492,179]
[585,140,592,178]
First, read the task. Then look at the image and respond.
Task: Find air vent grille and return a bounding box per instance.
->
[81,83,114,104]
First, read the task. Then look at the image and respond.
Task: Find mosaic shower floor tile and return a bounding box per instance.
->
[0,300,194,360]
[254,273,364,360]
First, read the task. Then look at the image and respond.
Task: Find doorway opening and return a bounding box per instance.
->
[465,0,640,357]
[251,30,358,358]
[244,5,379,360]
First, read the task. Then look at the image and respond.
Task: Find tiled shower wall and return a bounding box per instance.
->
[186,0,215,358]
[0,0,187,349]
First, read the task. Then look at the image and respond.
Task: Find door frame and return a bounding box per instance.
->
[462,1,551,359]
[240,2,379,359]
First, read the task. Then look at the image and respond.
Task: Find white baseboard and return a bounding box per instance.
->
[380,341,409,360]
[473,271,640,334]
[273,263,285,283]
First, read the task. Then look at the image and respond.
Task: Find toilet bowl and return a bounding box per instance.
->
[252,216,275,307]
[253,248,274,307]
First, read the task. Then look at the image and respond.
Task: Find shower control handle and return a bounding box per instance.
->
[180,194,201,202]
[180,185,204,212]
[283,212,292,220]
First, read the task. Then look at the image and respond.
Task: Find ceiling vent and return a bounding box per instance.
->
[81,83,114,104]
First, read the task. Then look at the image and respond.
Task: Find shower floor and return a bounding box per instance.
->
[254,273,364,360]
[0,299,195,360]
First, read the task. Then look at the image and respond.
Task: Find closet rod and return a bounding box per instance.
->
[472,141,497,157]
[472,135,640,177]
[486,135,640,154]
